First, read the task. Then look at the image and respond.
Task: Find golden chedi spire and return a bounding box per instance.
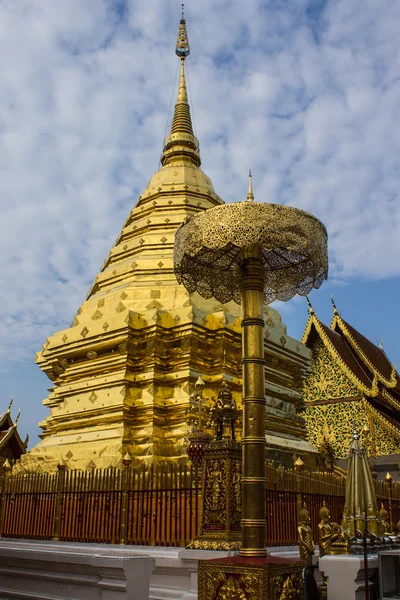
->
[246,170,254,201]
[161,7,200,167]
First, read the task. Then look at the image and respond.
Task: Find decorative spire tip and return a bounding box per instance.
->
[352,421,359,440]
[330,294,338,315]
[247,170,254,202]
[306,296,314,315]
[176,5,190,59]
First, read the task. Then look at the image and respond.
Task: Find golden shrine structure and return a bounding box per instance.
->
[302,298,400,464]
[19,13,317,473]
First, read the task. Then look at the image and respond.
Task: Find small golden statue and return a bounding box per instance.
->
[318,501,332,558]
[379,502,398,544]
[380,503,390,535]
[298,505,314,565]
[318,501,349,556]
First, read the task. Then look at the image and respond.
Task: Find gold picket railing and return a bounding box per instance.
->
[0,462,398,547]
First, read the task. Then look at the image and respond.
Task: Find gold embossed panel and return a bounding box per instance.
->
[198,557,304,600]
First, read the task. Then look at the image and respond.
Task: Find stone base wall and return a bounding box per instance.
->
[0,540,154,600]
[0,540,309,600]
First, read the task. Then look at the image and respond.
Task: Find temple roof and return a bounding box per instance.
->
[302,308,379,396]
[331,310,398,389]
[302,299,400,428]
[0,403,27,461]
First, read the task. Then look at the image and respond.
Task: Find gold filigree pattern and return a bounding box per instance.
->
[303,340,359,403]
[215,577,247,600]
[174,202,328,305]
[304,398,400,459]
[306,315,379,397]
[198,561,305,600]
[365,402,400,452]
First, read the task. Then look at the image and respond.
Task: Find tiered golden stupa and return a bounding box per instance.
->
[20,13,317,472]
[302,297,400,462]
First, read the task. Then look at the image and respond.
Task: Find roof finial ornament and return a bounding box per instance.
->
[247,170,254,202]
[7,395,14,413]
[306,296,314,315]
[379,337,384,349]
[15,408,21,425]
[330,294,339,315]
[176,4,190,59]
[351,421,359,440]
[161,7,200,167]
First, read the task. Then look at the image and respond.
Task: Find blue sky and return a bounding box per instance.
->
[0,0,399,446]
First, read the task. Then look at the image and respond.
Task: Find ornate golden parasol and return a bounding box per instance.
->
[174,180,328,557]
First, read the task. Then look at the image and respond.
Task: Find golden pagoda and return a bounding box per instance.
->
[302,297,400,462]
[20,12,316,472]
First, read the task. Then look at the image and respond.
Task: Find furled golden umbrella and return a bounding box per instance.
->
[341,429,382,541]
[174,178,328,557]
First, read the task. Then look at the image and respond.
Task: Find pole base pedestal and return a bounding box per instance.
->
[198,555,305,600]
[187,441,242,551]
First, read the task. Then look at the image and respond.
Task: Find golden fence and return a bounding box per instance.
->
[0,463,399,547]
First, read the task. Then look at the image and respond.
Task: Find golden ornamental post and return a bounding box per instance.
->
[0,459,12,538]
[174,175,328,562]
[52,458,67,542]
[385,471,393,533]
[120,452,133,545]
[294,457,305,516]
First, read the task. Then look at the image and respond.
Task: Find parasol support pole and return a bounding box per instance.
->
[239,246,267,556]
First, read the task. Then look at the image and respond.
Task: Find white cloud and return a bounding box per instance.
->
[0,0,399,366]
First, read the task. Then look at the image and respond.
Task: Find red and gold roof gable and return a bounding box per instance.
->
[302,301,379,397]
[330,302,398,389]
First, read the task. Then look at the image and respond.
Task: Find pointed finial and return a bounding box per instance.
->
[195,376,205,389]
[176,5,190,59]
[7,395,14,413]
[385,471,393,482]
[294,457,304,471]
[161,9,200,167]
[15,408,21,425]
[306,296,314,315]
[330,294,339,315]
[247,170,254,202]
[57,457,68,471]
[122,451,133,467]
[379,337,384,349]
[3,458,12,472]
